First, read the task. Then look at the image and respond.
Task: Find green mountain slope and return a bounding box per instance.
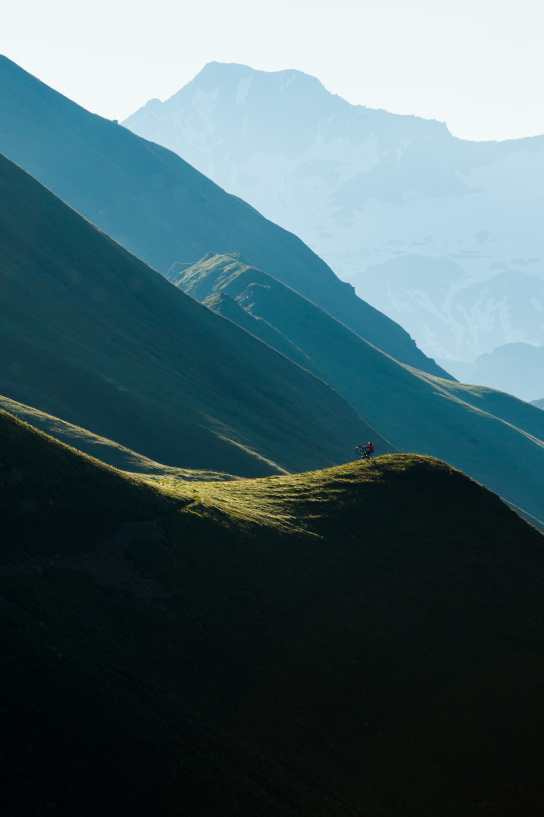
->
[0,394,235,480]
[0,151,387,476]
[2,409,544,816]
[175,253,544,528]
[0,53,448,377]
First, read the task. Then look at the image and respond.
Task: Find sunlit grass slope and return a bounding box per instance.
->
[2,409,544,816]
[177,252,544,528]
[0,54,447,377]
[0,151,382,477]
[0,394,235,480]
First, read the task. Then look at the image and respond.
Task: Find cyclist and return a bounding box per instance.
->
[355,442,375,459]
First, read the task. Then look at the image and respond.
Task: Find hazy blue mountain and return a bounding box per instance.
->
[0,150,388,476]
[174,253,544,528]
[0,393,237,479]
[533,398,544,410]
[124,61,544,396]
[438,343,544,403]
[0,54,447,378]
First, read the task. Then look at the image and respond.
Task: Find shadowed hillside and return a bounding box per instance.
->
[0,394,236,480]
[173,253,544,528]
[0,54,448,377]
[0,151,388,476]
[2,409,544,816]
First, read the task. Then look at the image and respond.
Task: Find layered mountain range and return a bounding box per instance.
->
[0,55,443,379]
[0,151,383,476]
[2,52,544,816]
[172,252,544,527]
[445,343,544,403]
[124,62,544,398]
[0,54,543,526]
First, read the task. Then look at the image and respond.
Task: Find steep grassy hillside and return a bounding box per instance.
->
[0,151,388,476]
[175,253,544,528]
[0,54,448,377]
[0,410,174,562]
[0,394,235,480]
[2,409,544,816]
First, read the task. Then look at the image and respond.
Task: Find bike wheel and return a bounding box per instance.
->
[355,446,364,456]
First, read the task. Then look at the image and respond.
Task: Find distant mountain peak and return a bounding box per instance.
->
[194,61,324,85]
[174,61,331,110]
[137,97,162,110]
[122,61,544,398]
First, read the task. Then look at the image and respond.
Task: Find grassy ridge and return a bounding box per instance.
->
[0,150,382,477]
[176,252,544,528]
[0,394,236,480]
[2,410,544,815]
[0,410,174,561]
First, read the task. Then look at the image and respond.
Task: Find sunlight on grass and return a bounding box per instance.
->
[140,454,445,533]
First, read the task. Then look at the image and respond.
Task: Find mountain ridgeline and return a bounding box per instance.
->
[173,252,544,529]
[2,409,544,816]
[123,61,544,398]
[0,151,388,476]
[444,343,544,403]
[2,52,544,817]
[0,54,446,378]
[0,54,543,524]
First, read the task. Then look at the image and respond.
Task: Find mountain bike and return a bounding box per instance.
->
[355,445,372,459]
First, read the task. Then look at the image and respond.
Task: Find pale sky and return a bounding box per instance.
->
[3,0,543,141]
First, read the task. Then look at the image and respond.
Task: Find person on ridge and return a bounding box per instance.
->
[365,441,374,457]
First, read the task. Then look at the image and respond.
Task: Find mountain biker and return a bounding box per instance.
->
[365,442,374,456]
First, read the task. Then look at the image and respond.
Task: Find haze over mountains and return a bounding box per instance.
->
[173,252,544,528]
[0,151,385,476]
[124,62,544,400]
[1,54,544,527]
[445,343,544,403]
[0,54,444,379]
[3,51,544,816]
